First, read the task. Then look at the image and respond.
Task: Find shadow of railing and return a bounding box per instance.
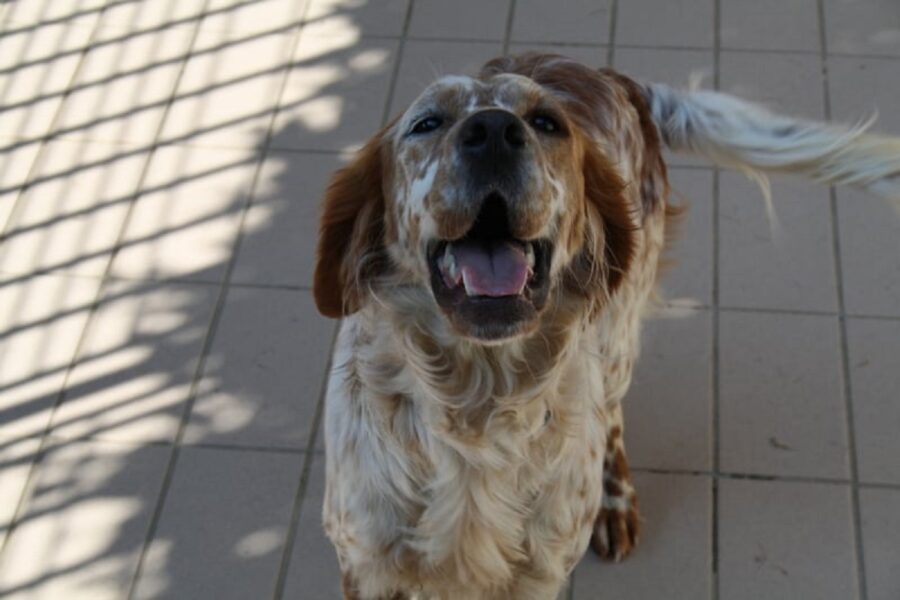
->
[0,0,400,597]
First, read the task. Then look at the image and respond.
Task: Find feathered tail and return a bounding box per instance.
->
[641,82,900,204]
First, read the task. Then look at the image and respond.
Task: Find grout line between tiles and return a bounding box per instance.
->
[710,0,721,596]
[123,4,312,596]
[271,324,339,600]
[273,2,414,595]
[0,0,129,567]
[500,0,516,56]
[605,0,618,68]
[817,1,868,598]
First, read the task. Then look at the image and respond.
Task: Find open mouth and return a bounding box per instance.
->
[428,194,553,341]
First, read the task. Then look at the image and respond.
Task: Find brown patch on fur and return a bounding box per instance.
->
[603,478,623,497]
[590,501,641,562]
[313,125,394,318]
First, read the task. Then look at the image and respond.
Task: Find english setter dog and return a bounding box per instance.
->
[312,53,900,600]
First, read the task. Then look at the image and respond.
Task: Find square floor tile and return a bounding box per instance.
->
[616,0,715,49]
[719,311,848,479]
[202,0,308,35]
[659,168,714,304]
[835,187,900,317]
[825,0,900,57]
[281,454,343,599]
[718,479,857,600]
[828,56,900,135]
[573,473,711,599]
[409,0,510,41]
[511,0,612,45]
[0,21,97,140]
[720,51,825,121]
[626,308,712,471]
[54,25,195,145]
[158,29,295,149]
[232,151,341,287]
[111,145,259,282]
[0,139,147,279]
[51,280,220,444]
[304,0,409,38]
[0,274,101,440]
[389,39,502,115]
[0,437,42,550]
[860,487,900,600]
[718,172,837,312]
[271,34,397,152]
[131,446,300,600]
[184,288,334,450]
[721,0,820,52]
[0,439,169,600]
[846,318,900,484]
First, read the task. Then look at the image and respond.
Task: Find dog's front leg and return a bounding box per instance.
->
[590,401,640,562]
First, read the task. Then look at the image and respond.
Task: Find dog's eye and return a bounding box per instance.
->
[530,114,560,134]
[409,116,443,135]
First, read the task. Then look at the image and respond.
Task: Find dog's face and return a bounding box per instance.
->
[314,54,663,342]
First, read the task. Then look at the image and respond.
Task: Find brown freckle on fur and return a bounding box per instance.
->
[604,478,623,497]
[613,448,630,479]
[589,446,598,460]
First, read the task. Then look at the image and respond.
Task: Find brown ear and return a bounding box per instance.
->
[313,132,389,318]
[562,144,637,306]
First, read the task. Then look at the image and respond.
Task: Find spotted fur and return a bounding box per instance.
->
[313,53,900,600]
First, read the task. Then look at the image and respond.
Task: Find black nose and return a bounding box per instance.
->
[458,109,527,162]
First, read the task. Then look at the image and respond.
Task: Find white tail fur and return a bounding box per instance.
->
[642,82,900,205]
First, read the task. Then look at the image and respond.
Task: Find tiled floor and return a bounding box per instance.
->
[0,0,898,599]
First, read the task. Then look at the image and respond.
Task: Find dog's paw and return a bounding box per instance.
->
[590,499,640,562]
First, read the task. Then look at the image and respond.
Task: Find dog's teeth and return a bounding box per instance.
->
[440,245,460,286]
[525,244,535,270]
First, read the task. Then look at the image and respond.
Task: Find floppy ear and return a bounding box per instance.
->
[313,132,389,318]
[567,144,637,302]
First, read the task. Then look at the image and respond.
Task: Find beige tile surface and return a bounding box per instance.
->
[98,0,210,33]
[0,439,169,600]
[202,0,308,35]
[232,151,342,287]
[836,186,900,317]
[718,172,837,312]
[573,473,712,600]
[828,56,900,135]
[721,0,820,52]
[660,167,714,304]
[718,479,857,600]
[0,437,42,550]
[720,51,825,121]
[52,280,220,444]
[272,34,398,152]
[507,43,607,66]
[53,25,196,145]
[846,318,900,484]
[281,454,343,599]
[719,312,848,479]
[409,0,510,41]
[0,140,147,279]
[303,0,410,38]
[824,0,900,57]
[0,274,101,441]
[0,21,97,140]
[0,138,43,230]
[511,0,612,44]
[616,0,715,49]
[110,145,258,282]
[860,487,900,600]
[158,29,295,149]
[184,288,334,450]
[0,0,103,28]
[626,308,712,471]
[130,446,299,600]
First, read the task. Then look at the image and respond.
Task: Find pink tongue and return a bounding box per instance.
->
[453,240,529,297]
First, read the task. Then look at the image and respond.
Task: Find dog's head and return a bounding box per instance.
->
[314,54,666,342]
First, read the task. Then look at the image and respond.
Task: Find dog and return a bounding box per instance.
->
[311,53,900,600]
